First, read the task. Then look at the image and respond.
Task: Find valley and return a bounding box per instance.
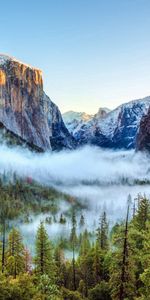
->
[1,144,150,249]
[1,55,150,299]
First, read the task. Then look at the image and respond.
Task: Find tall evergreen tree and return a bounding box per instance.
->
[110,203,136,300]
[130,196,150,291]
[70,209,77,290]
[78,230,91,297]
[54,244,66,287]
[134,195,150,231]
[139,222,150,298]
[34,221,55,281]
[97,211,109,251]
[79,214,85,227]
[6,228,25,277]
[93,242,103,285]
[0,192,11,273]
[119,203,130,300]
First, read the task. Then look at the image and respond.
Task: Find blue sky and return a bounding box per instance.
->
[1,0,150,113]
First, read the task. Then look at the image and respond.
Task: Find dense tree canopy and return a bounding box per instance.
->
[0,179,150,300]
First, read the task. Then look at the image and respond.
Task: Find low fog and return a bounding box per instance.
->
[0,144,150,186]
[1,144,150,236]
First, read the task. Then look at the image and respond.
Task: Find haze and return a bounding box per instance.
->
[1,144,150,230]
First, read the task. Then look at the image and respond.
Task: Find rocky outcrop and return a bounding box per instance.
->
[94,107,110,119]
[63,108,110,137]
[136,108,150,151]
[73,97,150,149]
[0,55,76,151]
[63,111,94,135]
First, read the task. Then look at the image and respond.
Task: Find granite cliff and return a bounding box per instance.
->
[137,108,150,151]
[69,98,150,149]
[0,55,75,151]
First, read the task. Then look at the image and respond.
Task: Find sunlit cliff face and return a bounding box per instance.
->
[0,55,76,151]
[0,58,46,146]
[0,69,6,86]
[0,64,43,118]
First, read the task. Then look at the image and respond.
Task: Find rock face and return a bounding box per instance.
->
[73,97,150,149]
[63,108,110,137]
[94,107,110,119]
[62,111,94,135]
[137,108,150,151]
[0,55,76,151]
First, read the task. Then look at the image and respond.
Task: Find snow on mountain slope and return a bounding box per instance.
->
[0,53,40,70]
[94,107,111,119]
[62,111,94,134]
[74,97,150,149]
[63,108,110,135]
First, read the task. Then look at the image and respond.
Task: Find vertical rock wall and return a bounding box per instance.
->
[0,55,75,151]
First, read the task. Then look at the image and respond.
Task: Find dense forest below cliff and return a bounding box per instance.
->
[0,178,150,300]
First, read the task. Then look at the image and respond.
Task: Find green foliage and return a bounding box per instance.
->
[79,215,85,227]
[6,228,25,277]
[34,222,56,280]
[0,273,36,300]
[88,282,111,300]
[62,287,83,300]
[136,222,150,299]
[133,196,150,231]
[96,211,109,251]
[0,193,150,300]
[70,210,78,246]
[110,221,136,299]
[59,213,66,224]
[37,274,60,300]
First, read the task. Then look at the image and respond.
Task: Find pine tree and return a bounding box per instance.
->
[59,214,66,224]
[97,211,109,251]
[79,230,91,256]
[54,244,66,286]
[79,214,85,227]
[128,196,150,292]
[139,222,150,298]
[0,192,11,273]
[110,203,136,300]
[70,209,77,290]
[6,228,25,277]
[119,203,130,300]
[92,242,102,285]
[34,221,55,281]
[134,195,150,231]
[78,230,91,296]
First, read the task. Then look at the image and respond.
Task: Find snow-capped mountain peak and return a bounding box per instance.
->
[0,54,41,71]
[62,111,94,134]
[63,108,110,135]
[63,110,93,123]
[70,97,150,149]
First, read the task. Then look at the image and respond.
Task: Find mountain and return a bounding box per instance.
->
[63,108,110,136]
[0,54,76,151]
[136,108,150,151]
[94,107,111,119]
[0,55,149,152]
[62,111,93,135]
[73,97,150,149]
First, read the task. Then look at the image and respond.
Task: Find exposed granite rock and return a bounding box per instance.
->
[136,108,150,151]
[0,55,76,151]
[73,97,150,149]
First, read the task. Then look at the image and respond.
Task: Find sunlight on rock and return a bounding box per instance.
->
[0,69,6,86]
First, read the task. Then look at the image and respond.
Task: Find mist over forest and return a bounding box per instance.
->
[1,143,150,235]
